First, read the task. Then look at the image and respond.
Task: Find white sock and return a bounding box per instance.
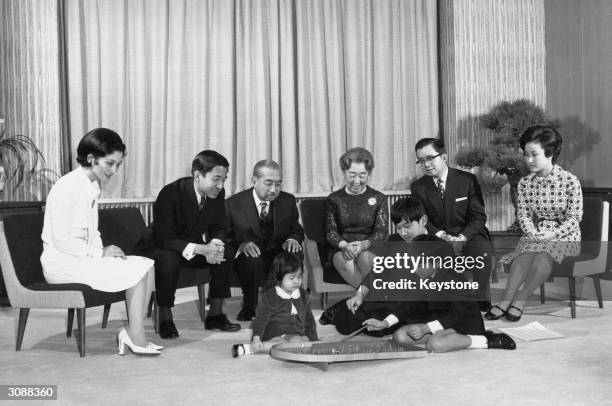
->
[234,343,253,356]
[468,335,488,349]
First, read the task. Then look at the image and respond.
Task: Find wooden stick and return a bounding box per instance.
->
[340,325,367,342]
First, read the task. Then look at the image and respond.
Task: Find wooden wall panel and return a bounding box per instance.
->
[545,0,612,187]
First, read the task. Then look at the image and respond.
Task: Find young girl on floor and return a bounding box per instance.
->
[232,252,318,357]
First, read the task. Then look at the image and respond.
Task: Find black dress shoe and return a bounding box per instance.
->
[236,308,255,321]
[205,314,241,332]
[485,331,516,350]
[505,305,523,322]
[484,305,507,321]
[159,320,179,339]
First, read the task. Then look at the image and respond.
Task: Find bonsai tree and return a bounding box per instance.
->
[455,99,556,231]
[0,118,45,197]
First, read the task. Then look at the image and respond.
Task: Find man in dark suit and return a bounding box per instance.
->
[152,150,240,339]
[410,138,494,311]
[225,160,304,321]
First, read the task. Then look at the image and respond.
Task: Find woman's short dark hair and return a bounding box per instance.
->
[192,150,229,176]
[414,138,445,154]
[265,252,303,291]
[519,125,562,162]
[391,197,426,224]
[339,147,375,173]
[76,128,126,167]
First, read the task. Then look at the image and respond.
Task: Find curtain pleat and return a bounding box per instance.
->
[58,0,438,197]
[0,0,62,201]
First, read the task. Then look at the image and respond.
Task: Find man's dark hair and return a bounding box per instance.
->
[414,138,446,154]
[192,150,229,176]
[391,197,426,224]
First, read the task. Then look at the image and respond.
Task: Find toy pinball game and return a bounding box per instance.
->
[270,339,430,369]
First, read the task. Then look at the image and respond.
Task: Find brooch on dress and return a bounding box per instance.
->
[368,197,376,206]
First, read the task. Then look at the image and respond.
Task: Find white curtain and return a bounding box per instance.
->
[0,0,63,201]
[65,0,438,197]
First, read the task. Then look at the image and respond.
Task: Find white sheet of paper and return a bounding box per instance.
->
[498,321,565,342]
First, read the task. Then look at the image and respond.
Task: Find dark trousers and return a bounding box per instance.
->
[463,235,494,303]
[152,248,231,307]
[233,246,304,312]
[428,312,485,335]
[334,301,425,337]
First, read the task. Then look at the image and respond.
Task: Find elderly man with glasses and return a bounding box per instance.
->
[410,138,494,312]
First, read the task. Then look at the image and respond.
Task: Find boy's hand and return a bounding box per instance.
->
[346,293,363,314]
[251,336,264,352]
[406,323,431,340]
[362,318,389,331]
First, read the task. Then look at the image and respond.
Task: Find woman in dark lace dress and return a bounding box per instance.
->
[325,148,388,288]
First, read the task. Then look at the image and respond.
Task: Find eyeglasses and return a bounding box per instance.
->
[416,153,442,165]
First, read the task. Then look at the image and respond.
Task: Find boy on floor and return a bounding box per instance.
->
[319,197,441,337]
[392,263,516,352]
[320,197,515,351]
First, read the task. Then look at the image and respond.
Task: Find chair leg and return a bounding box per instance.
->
[197,284,206,322]
[592,276,604,309]
[147,293,154,318]
[67,308,75,338]
[124,302,130,323]
[16,308,29,351]
[568,277,576,319]
[101,304,111,328]
[320,292,328,310]
[490,255,498,284]
[540,284,546,304]
[76,308,86,357]
[150,292,159,333]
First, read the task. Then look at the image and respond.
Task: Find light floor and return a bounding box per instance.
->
[1,277,612,406]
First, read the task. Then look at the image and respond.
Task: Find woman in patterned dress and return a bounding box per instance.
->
[324,148,388,288]
[486,125,583,322]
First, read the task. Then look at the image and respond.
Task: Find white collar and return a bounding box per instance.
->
[193,182,205,204]
[252,188,271,209]
[275,286,300,299]
[77,167,101,198]
[434,167,449,184]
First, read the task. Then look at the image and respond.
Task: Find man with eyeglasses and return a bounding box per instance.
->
[411,138,494,312]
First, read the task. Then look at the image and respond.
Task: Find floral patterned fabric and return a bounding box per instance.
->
[324,186,388,249]
[500,165,583,264]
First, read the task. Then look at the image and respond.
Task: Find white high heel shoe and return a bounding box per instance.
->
[147,342,164,351]
[117,329,161,356]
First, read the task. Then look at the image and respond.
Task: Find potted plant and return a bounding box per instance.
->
[455,99,555,231]
[0,118,47,305]
[0,118,45,200]
[456,99,600,231]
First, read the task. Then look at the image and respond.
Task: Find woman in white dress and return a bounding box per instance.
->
[41,128,162,355]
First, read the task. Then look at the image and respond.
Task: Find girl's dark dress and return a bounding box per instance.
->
[251,287,318,342]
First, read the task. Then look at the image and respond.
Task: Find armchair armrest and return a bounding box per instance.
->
[303,238,325,292]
